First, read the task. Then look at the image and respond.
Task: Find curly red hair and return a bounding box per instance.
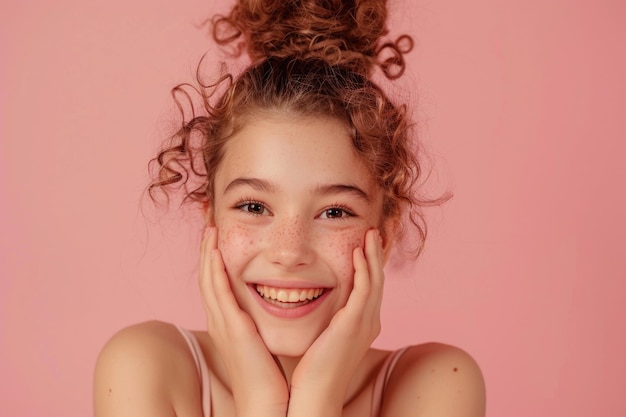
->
[149,0,447,257]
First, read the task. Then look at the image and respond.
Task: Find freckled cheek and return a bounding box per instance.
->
[215,221,258,278]
[318,229,366,285]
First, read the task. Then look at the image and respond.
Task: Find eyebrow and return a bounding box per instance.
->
[223,177,371,204]
[223,177,276,194]
[313,184,372,204]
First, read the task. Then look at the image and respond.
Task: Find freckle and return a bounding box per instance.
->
[453,367,458,372]
[431,368,435,373]
[108,388,112,395]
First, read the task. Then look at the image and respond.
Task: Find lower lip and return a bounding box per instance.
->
[247,285,331,319]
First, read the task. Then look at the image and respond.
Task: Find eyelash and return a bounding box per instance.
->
[234,199,270,216]
[318,204,355,220]
[233,200,356,219]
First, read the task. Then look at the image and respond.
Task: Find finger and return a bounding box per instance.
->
[199,228,225,332]
[353,229,381,298]
[210,245,245,319]
[359,229,384,323]
[364,229,385,292]
[199,227,217,304]
[345,245,370,309]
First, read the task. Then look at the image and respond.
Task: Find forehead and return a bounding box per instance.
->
[216,114,376,194]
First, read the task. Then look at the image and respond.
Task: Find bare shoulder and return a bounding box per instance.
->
[94,320,203,417]
[381,343,486,417]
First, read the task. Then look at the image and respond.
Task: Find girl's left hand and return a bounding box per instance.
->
[288,228,385,415]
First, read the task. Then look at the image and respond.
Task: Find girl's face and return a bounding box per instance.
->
[210,114,386,357]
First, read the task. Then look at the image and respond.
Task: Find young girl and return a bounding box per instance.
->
[94,1,486,416]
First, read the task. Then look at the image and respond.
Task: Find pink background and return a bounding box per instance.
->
[1,0,625,415]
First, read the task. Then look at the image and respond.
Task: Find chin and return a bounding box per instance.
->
[258,325,322,358]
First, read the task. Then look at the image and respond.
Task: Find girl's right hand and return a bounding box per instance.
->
[199,227,289,417]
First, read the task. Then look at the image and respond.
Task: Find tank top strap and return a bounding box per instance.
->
[370,346,411,417]
[175,326,212,417]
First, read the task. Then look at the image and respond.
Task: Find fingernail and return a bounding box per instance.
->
[376,230,383,246]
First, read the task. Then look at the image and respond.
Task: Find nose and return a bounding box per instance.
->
[266,215,315,269]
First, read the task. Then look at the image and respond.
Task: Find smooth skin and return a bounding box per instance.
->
[94,115,486,417]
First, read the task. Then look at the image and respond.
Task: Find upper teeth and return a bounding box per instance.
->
[256,285,324,302]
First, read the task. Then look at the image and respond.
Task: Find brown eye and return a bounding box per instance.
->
[237,202,268,215]
[325,208,344,218]
[320,207,353,219]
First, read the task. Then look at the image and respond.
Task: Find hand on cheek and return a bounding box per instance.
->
[289,228,385,412]
[199,227,289,417]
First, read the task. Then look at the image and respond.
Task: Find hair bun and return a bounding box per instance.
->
[212,0,412,79]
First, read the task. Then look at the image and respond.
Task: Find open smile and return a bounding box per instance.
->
[249,284,330,317]
[256,285,325,306]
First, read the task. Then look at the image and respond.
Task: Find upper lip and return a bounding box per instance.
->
[247,279,331,289]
